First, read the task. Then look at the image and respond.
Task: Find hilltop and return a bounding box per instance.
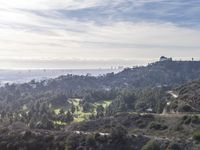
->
[38,59,200,91]
[107,59,200,88]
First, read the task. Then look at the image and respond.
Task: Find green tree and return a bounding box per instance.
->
[96,105,104,118]
[59,108,65,115]
[71,104,76,114]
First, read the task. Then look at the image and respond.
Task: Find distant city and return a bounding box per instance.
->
[0,68,123,85]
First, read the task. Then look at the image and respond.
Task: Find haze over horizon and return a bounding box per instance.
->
[0,0,199,69]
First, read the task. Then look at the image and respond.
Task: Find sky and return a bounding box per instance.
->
[0,0,200,69]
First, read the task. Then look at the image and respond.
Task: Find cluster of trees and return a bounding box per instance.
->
[83,89,118,102]
[105,87,168,116]
[0,100,74,130]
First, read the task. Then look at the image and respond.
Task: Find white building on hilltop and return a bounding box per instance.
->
[159,56,172,62]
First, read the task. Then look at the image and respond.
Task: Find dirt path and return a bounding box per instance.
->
[167,91,178,98]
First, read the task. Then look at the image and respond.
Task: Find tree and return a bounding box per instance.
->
[71,104,76,114]
[96,105,104,118]
[66,111,73,122]
[121,91,136,109]
[110,125,128,140]
[83,102,92,112]
[36,115,54,130]
[193,130,200,142]
[59,109,65,115]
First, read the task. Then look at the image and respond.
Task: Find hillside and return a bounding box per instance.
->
[0,59,200,122]
[106,60,200,88]
[2,59,200,96]
[0,59,199,112]
[44,59,200,90]
[0,59,200,149]
[168,81,200,113]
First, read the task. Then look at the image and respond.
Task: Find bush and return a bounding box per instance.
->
[136,119,146,128]
[191,115,200,124]
[193,130,200,142]
[182,115,191,124]
[142,140,160,150]
[167,142,181,150]
[178,104,192,112]
[149,122,168,130]
[170,101,178,110]
[110,125,128,139]
[173,123,183,131]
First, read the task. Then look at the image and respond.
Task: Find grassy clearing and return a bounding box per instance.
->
[70,99,87,121]
[54,109,61,115]
[53,99,112,124]
[94,100,112,108]
[53,121,67,126]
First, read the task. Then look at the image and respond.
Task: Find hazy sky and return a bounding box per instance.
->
[0,0,200,69]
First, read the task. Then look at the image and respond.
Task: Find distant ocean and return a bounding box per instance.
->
[0,69,122,85]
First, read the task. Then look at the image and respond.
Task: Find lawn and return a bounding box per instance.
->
[53,99,112,123]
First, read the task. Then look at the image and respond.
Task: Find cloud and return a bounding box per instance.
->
[0,0,163,10]
[0,0,199,68]
[22,0,198,27]
[0,0,101,10]
[0,20,199,58]
[1,0,200,26]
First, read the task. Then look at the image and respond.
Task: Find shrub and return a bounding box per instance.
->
[142,140,160,150]
[173,123,183,131]
[170,101,178,110]
[191,115,200,124]
[167,142,181,150]
[136,119,146,128]
[110,125,128,139]
[149,122,168,130]
[193,130,200,142]
[178,104,192,112]
[182,115,191,124]
[182,115,188,121]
